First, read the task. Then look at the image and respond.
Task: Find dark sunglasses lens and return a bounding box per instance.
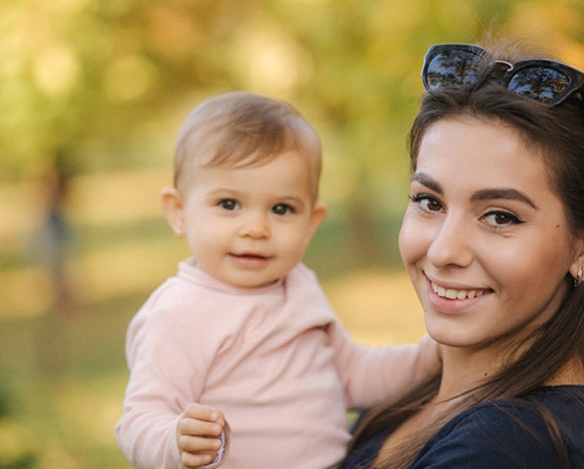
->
[425,49,485,90]
[507,67,570,104]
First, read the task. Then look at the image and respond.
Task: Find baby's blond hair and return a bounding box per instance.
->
[174,91,322,200]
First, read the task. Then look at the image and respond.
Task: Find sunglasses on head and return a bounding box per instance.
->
[421,43,584,106]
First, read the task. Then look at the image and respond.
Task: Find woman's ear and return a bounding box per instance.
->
[161,187,186,237]
[569,237,584,283]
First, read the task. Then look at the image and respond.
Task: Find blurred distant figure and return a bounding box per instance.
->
[38,162,76,316]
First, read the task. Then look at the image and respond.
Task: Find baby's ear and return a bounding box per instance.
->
[308,200,327,236]
[160,187,186,237]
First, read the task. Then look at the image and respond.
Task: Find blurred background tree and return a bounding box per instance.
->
[1,0,583,467]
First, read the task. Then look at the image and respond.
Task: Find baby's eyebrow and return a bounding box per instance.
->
[470,188,536,209]
[275,196,307,208]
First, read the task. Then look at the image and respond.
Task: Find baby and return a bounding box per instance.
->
[115,91,440,468]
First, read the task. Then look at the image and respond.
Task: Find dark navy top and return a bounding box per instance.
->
[340,386,584,468]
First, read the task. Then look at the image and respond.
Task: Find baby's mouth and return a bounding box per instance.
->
[231,253,269,260]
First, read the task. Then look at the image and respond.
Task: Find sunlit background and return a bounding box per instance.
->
[1,1,583,467]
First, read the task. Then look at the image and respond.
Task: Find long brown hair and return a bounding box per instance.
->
[346,41,584,468]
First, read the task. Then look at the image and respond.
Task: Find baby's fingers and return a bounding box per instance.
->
[178,415,223,438]
[183,403,224,425]
[179,434,222,468]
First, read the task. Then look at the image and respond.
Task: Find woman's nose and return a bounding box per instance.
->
[426,213,473,268]
[239,212,270,239]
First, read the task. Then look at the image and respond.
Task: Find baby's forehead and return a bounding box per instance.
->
[193,147,318,178]
[180,149,321,202]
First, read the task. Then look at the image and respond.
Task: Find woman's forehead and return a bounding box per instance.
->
[415,118,556,201]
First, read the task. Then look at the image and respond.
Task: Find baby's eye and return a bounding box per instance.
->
[482,210,523,227]
[218,199,239,210]
[409,194,443,212]
[272,204,294,215]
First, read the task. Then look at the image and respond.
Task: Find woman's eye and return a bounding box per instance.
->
[272,204,294,215]
[409,194,443,212]
[483,210,523,227]
[218,199,239,210]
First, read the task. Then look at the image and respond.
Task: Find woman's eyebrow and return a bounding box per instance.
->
[412,173,537,209]
[471,188,537,209]
[411,172,442,193]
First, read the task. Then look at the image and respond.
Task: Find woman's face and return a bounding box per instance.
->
[399,117,580,353]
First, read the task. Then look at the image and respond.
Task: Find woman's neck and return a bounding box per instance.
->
[437,345,584,402]
[435,345,509,401]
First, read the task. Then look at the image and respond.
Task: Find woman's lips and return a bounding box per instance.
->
[425,278,493,315]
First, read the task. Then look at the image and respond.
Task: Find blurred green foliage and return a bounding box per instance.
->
[1,0,584,467]
[2,0,584,267]
[3,0,583,176]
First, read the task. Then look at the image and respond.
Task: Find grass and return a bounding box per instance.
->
[0,292,145,469]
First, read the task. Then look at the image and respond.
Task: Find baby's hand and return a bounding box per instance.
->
[177,403,226,468]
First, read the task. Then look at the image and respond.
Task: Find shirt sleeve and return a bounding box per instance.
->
[329,320,441,409]
[409,402,564,468]
[115,300,223,469]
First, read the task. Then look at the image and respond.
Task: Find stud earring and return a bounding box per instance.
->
[575,265,584,287]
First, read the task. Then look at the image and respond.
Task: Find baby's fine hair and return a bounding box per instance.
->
[173,91,322,198]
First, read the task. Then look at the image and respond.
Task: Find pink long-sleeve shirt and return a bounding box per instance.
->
[115,259,439,468]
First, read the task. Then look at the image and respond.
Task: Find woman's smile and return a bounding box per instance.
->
[430,281,488,300]
[426,277,492,316]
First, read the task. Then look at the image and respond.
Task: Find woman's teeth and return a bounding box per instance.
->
[431,282,486,300]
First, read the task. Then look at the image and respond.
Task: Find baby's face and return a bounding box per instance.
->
[176,150,325,288]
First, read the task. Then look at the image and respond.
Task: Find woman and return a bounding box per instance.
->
[340,39,584,468]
